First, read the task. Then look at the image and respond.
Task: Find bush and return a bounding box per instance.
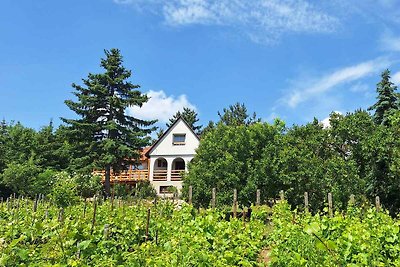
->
[32,168,58,196]
[74,173,102,198]
[49,172,78,207]
[133,181,157,199]
[1,160,41,197]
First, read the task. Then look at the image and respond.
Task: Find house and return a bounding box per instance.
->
[94,117,199,195]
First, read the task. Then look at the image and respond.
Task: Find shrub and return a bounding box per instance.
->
[49,172,78,207]
[74,173,102,198]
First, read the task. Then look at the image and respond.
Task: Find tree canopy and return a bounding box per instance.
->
[62,48,156,195]
[368,69,399,125]
[166,107,202,134]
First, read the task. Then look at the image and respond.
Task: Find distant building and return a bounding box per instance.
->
[94,117,199,195]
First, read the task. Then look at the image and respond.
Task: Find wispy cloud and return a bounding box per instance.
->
[283,58,391,108]
[113,0,339,43]
[127,90,196,123]
[380,31,400,52]
[393,71,400,85]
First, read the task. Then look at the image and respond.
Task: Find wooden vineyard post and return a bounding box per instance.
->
[145,208,151,241]
[304,192,309,212]
[83,198,87,218]
[375,196,381,212]
[349,194,355,205]
[188,186,193,205]
[91,196,97,235]
[103,224,110,239]
[279,190,284,201]
[111,186,115,211]
[33,197,38,213]
[211,188,216,209]
[58,208,64,223]
[233,189,238,218]
[328,193,333,218]
[256,189,261,206]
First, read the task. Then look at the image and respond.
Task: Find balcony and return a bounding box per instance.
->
[93,170,149,184]
[153,170,168,181]
[171,170,184,181]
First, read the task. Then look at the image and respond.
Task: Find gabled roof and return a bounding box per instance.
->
[145,116,200,157]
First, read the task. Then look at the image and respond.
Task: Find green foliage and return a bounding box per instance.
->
[49,172,78,207]
[1,160,41,197]
[183,121,283,207]
[32,168,58,196]
[0,200,268,266]
[62,48,156,195]
[167,107,202,134]
[75,173,102,198]
[368,69,399,125]
[269,202,400,266]
[133,181,157,199]
[218,102,260,126]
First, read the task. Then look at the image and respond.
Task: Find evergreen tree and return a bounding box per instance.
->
[368,69,399,125]
[167,107,202,134]
[218,102,260,126]
[62,48,156,195]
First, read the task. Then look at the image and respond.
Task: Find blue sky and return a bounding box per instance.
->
[1,0,400,130]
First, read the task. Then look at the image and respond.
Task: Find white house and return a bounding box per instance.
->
[94,117,200,196]
[146,117,200,194]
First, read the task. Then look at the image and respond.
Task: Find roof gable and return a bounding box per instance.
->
[146,117,199,157]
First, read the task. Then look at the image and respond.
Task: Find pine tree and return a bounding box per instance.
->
[218,102,260,126]
[167,107,202,134]
[62,49,156,195]
[368,69,399,125]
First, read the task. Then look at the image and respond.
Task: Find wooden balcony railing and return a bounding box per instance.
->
[152,170,168,181]
[171,169,184,181]
[93,170,149,184]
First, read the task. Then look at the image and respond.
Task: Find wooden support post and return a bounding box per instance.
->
[33,198,38,213]
[188,186,193,205]
[256,189,261,206]
[304,192,309,212]
[211,188,216,209]
[328,193,333,218]
[279,190,284,201]
[103,224,110,239]
[83,198,87,218]
[91,196,97,235]
[349,194,355,205]
[375,196,381,212]
[145,208,150,241]
[58,208,64,223]
[233,189,237,218]
[111,186,115,211]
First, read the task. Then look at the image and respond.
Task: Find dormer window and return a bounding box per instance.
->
[173,134,186,145]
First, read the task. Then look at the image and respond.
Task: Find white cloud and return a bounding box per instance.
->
[127,90,197,123]
[284,57,390,108]
[380,32,400,52]
[393,71,400,85]
[113,0,339,43]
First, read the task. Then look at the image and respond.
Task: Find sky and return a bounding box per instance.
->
[1,0,400,131]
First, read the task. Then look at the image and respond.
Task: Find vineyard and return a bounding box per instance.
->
[1,197,400,266]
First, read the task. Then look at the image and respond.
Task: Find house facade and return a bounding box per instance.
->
[146,117,199,194]
[94,117,199,195]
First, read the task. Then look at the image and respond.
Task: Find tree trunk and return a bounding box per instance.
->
[105,165,111,197]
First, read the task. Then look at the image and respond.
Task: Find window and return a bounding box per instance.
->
[160,186,174,194]
[157,159,167,168]
[173,134,186,145]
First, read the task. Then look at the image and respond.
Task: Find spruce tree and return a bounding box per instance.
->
[368,69,399,125]
[62,49,156,195]
[218,102,260,126]
[167,107,202,134]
